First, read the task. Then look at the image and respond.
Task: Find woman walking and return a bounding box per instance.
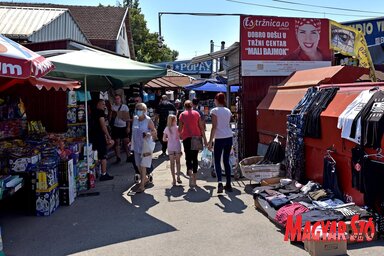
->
[178,100,207,187]
[131,103,157,193]
[208,93,233,193]
[163,114,182,186]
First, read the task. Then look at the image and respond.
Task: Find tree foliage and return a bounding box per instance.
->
[124,0,178,63]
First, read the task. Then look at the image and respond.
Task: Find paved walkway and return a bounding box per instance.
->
[1,127,383,255]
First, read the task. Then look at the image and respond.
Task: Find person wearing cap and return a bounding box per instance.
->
[155,95,177,156]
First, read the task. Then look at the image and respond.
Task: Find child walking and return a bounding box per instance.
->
[163,114,182,185]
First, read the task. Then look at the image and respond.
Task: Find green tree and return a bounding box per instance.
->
[124,0,178,63]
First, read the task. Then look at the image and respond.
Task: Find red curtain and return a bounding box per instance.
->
[5,84,67,133]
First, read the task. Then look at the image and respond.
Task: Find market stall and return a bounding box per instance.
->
[41,46,167,173]
[0,35,84,221]
[241,65,384,254]
[184,78,239,121]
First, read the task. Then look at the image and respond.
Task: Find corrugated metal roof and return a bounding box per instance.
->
[145,77,180,89]
[278,66,369,88]
[0,3,128,41]
[0,6,66,38]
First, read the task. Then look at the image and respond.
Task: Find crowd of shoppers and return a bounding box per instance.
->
[91,93,234,194]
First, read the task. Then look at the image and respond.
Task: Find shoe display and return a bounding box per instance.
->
[100,173,114,181]
[217,183,224,193]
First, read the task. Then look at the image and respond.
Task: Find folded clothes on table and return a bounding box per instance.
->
[275,202,310,225]
[297,209,344,226]
[313,198,345,209]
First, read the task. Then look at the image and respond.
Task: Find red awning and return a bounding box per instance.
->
[0,34,54,79]
[0,76,80,92]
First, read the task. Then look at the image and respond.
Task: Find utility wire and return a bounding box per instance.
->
[273,0,384,15]
[225,0,377,18]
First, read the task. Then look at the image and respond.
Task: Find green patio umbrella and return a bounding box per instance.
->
[45,49,166,171]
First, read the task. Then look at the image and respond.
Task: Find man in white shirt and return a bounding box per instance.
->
[111,94,130,163]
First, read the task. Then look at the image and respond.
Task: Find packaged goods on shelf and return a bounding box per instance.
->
[58,159,76,206]
[35,185,59,216]
[35,158,58,192]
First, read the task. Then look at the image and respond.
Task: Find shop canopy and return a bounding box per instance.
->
[45,48,167,91]
[145,77,180,89]
[0,34,54,79]
[184,79,239,93]
[42,47,166,172]
[0,76,80,93]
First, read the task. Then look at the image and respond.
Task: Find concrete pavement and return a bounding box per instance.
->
[1,133,383,255]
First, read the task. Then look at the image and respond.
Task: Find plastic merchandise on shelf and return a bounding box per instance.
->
[77,105,85,123]
[0,119,22,139]
[8,147,40,173]
[58,159,76,206]
[66,125,86,138]
[35,186,59,216]
[35,157,59,192]
[67,91,77,106]
[76,160,89,192]
[67,108,77,124]
[27,121,46,134]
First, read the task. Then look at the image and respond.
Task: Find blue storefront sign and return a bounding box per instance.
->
[154,60,213,75]
[342,18,384,46]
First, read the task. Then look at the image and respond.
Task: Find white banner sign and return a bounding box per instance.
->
[241,60,331,76]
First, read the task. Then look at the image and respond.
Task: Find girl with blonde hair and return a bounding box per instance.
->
[163,114,182,185]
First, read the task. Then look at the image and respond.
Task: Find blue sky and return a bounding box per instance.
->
[5,0,384,60]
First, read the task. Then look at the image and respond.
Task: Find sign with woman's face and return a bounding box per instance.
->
[240,16,332,76]
[296,24,321,55]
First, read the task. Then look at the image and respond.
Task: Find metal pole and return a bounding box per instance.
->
[158,13,162,37]
[84,76,90,173]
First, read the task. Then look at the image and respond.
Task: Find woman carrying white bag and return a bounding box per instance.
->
[131,103,157,193]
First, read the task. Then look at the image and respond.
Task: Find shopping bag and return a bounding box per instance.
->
[200,147,213,169]
[141,136,155,168]
[142,136,155,157]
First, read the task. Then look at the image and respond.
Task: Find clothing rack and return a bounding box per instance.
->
[273,134,285,143]
[364,148,383,158]
[325,145,336,164]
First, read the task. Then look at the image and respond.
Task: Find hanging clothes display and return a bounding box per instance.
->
[364,91,384,148]
[351,145,366,193]
[337,89,376,144]
[303,87,339,138]
[362,157,384,209]
[350,90,384,148]
[322,152,343,200]
[259,135,285,164]
[286,87,318,182]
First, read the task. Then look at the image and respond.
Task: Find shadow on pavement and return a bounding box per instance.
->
[215,188,247,214]
[0,159,177,256]
[183,185,214,203]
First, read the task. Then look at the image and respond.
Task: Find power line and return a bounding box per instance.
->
[273,0,384,15]
[225,0,377,18]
